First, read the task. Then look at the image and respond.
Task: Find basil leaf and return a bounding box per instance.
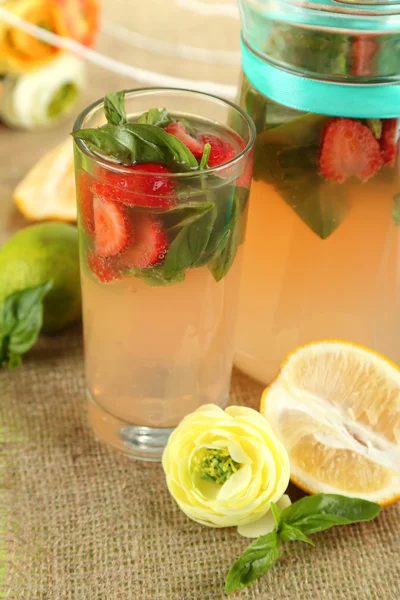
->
[73,123,199,170]
[164,208,217,277]
[254,115,349,240]
[224,531,280,594]
[122,266,185,287]
[124,124,198,170]
[280,494,382,535]
[137,108,172,127]
[279,156,350,239]
[255,113,330,152]
[208,187,249,281]
[72,127,137,164]
[278,522,314,546]
[199,143,211,170]
[270,502,281,529]
[194,186,235,267]
[104,91,127,126]
[392,193,400,225]
[0,281,53,369]
[267,22,352,78]
[165,201,215,229]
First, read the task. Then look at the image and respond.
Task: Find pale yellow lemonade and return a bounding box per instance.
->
[234,73,400,384]
[236,168,400,385]
[82,254,242,431]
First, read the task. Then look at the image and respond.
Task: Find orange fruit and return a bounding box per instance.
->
[260,340,400,505]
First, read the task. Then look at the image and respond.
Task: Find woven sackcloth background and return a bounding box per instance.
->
[1,0,400,596]
[1,328,399,600]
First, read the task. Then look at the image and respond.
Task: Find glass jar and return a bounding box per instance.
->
[235,0,400,384]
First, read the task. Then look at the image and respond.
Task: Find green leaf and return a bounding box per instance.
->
[278,522,314,546]
[255,113,330,151]
[0,281,53,369]
[199,143,211,170]
[224,531,280,594]
[194,185,235,267]
[165,201,215,229]
[123,124,199,170]
[208,187,249,281]
[104,91,127,125]
[163,207,216,277]
[72,127,138,164]
[392,193,400,225]
[73,122,199,170]
[266,23,352,78]
[122,266,185,287]
[254,120,349,240]
[280,494,382,535]
[137,108,172,127]
[270,502,282,529]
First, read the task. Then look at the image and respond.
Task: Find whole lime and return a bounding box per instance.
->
[0,222,81,334]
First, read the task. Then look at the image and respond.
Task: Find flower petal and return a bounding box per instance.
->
[237,508,276,538]
[237,494,292,538]
[217,464,252,501]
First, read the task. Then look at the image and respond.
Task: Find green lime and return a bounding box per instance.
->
[0,222,81,334]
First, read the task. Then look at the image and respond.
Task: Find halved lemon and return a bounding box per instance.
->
[260,340,400,505]
[13,138,77,222]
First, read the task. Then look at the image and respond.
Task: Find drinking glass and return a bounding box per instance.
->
[73,88,255,461]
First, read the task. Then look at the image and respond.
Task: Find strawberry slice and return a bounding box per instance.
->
[319,118,383,183]
[87,251,121,283]
[77,171,95,234]
[92,164,176,209]
[118,213,169,269]
[380,119,399,167]
[165,122,204,158]
[93,196,129,257]
[199,134,236,167]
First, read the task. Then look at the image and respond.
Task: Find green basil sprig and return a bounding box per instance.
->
[104,90,127,125]
[199,143,211,170]
[73,123,199,171]
[225,493,381,594]
[122,266,185,287]
[137,107,172,128]
[72,91,198,171]
[0,281,53,369]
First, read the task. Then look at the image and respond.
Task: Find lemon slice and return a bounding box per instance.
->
[13,138,77,222]
[261,341,400,505]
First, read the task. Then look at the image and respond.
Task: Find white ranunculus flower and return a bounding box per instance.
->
[162,404,290,528]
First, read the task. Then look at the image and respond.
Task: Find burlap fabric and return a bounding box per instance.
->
[1,327,399,600]
[1,2,400,595]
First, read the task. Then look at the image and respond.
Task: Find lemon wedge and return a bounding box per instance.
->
[13,138,77,222]
[261,340,400,505]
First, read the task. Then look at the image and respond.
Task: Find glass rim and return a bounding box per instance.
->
[73,87,256,178]
[249,0,400,18]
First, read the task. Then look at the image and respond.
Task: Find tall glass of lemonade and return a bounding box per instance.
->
[235,0,400,384]
[73,88,255,461]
